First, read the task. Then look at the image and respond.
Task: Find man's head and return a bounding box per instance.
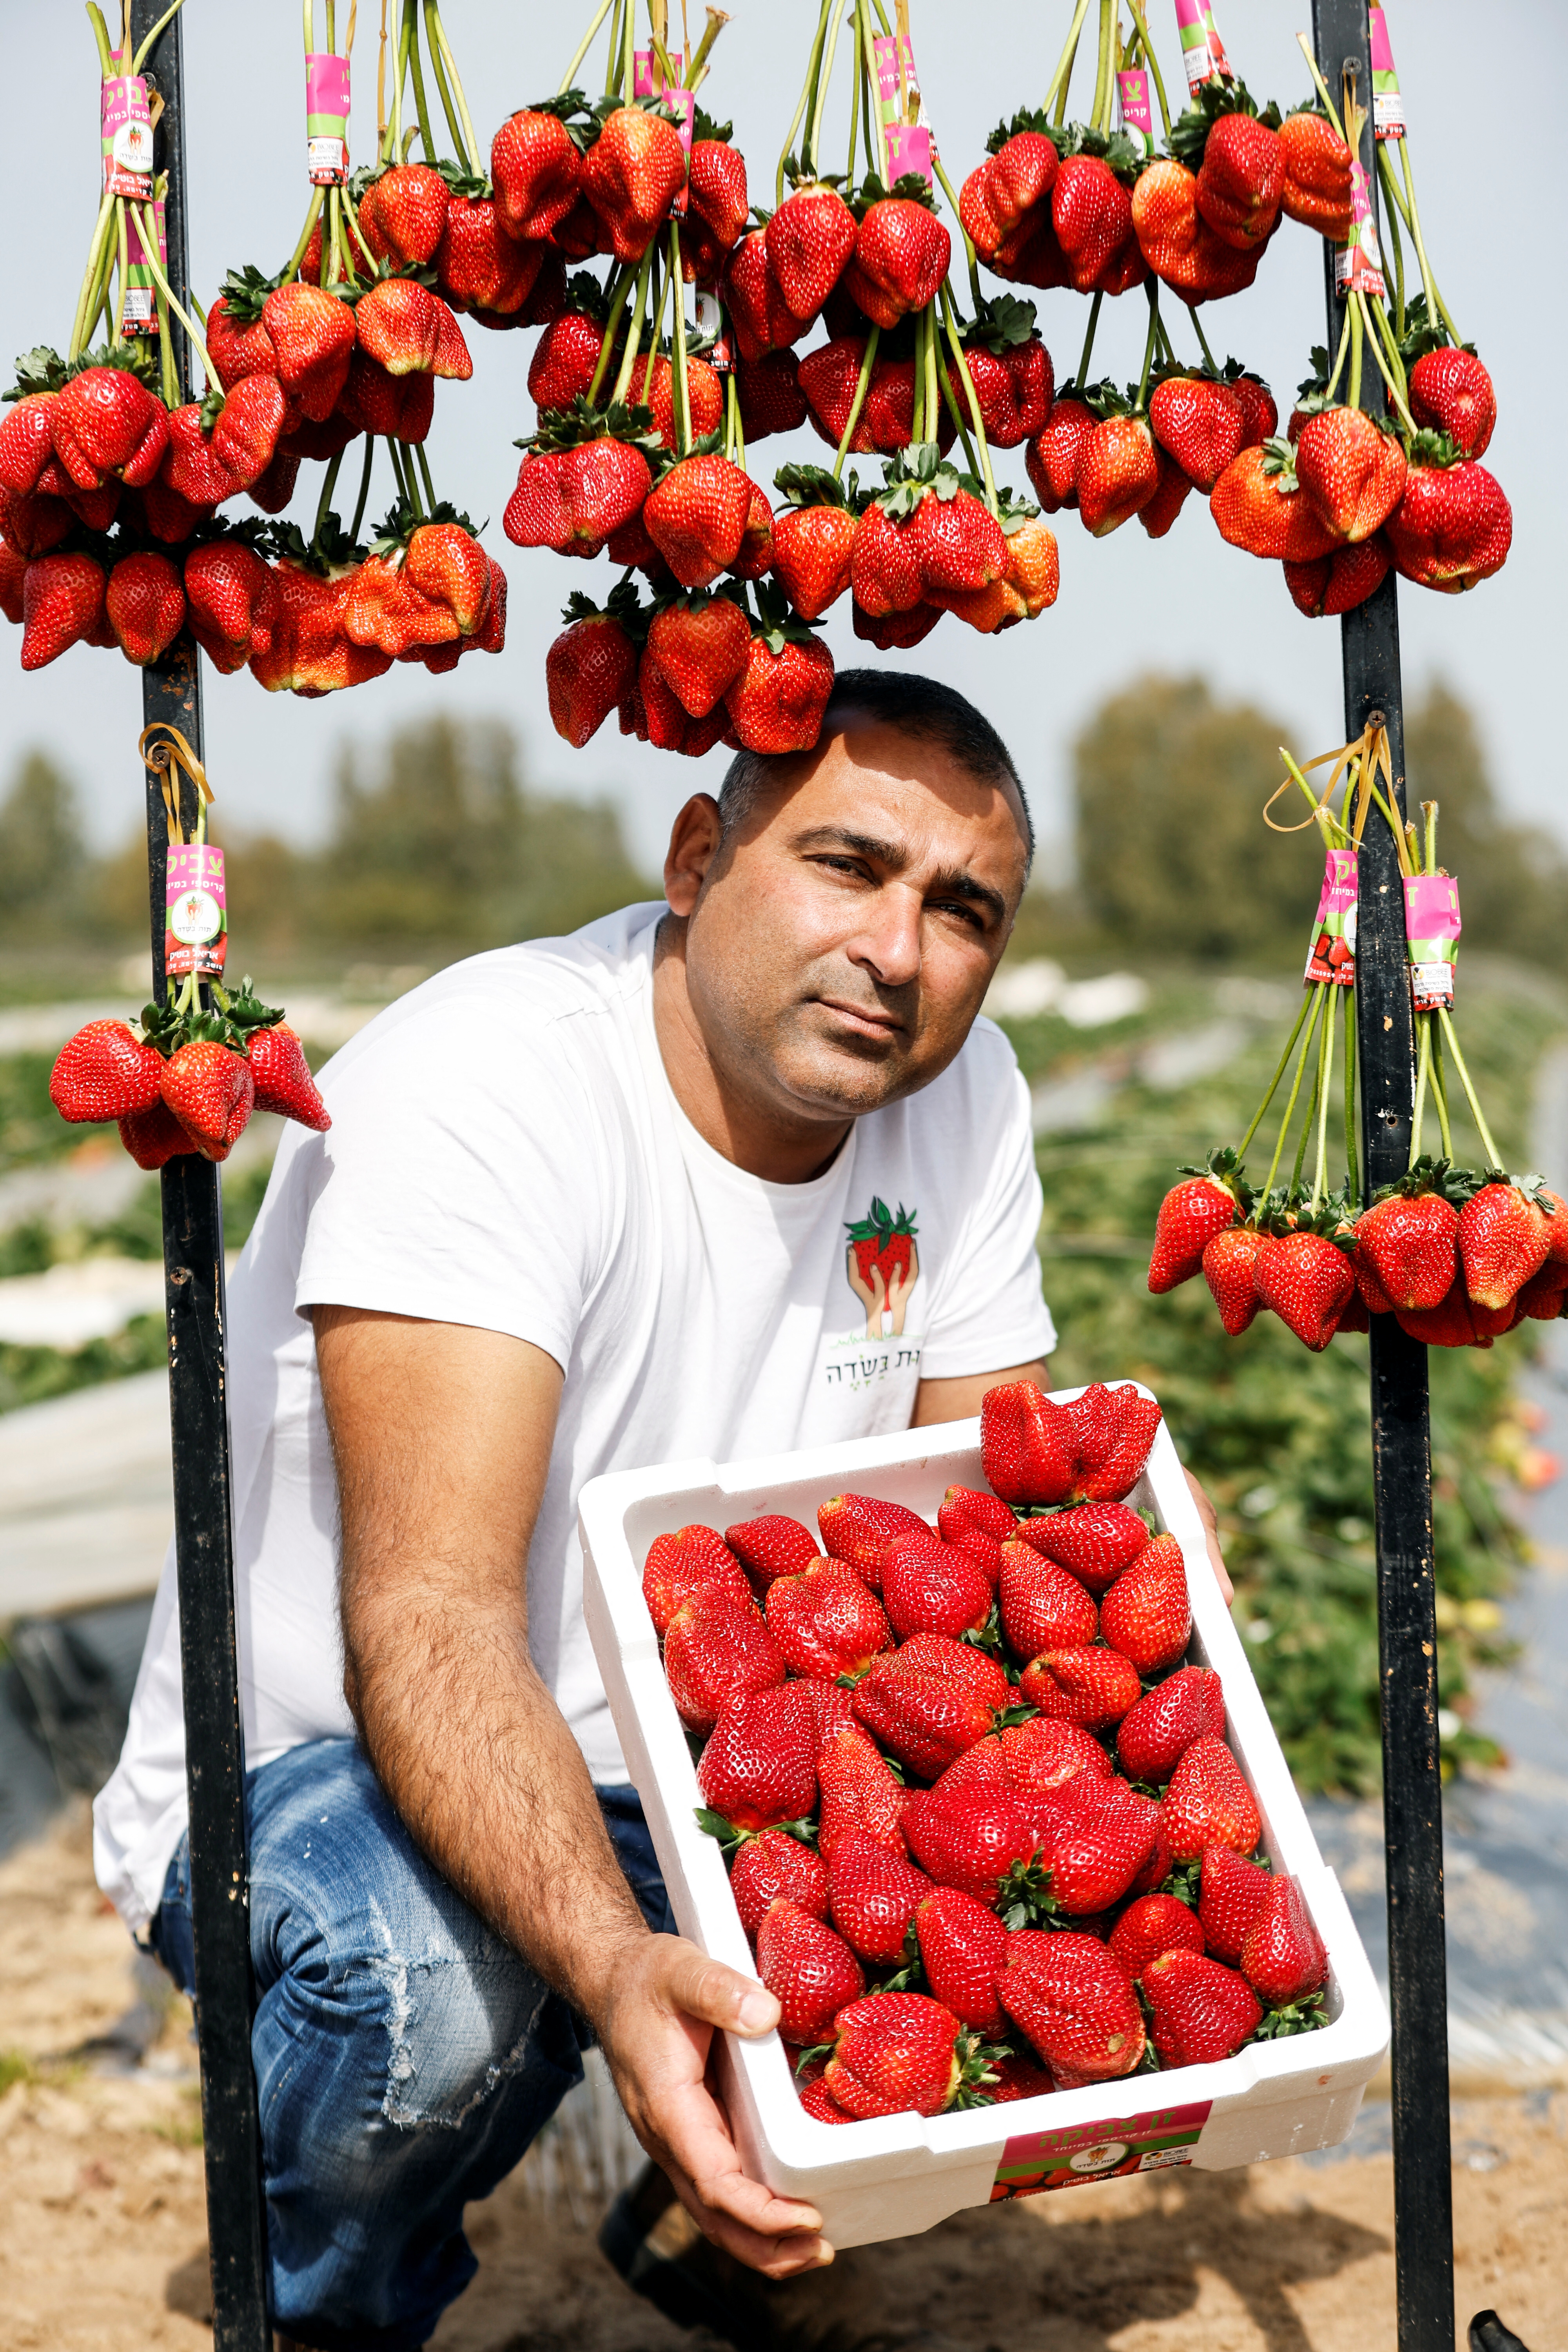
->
[661,670,1033,1147]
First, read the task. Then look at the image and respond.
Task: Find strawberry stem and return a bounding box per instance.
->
[1090,0,1114,136]
[559,0,615,96]
[1376,157,1407,339]
[1429,1020,1454,1161]
[857,0,890,182]
[1135,280,1159,409]
[832,320,879,477]
[931,155,984,314]
[924,297,940,450]
[938,285,998,515]
[1437,1008,1503,1172]
[87,5,116,73]
[780,0,832,204]
[133,203,217,388]
[1397,140,1461,348]
[314,447,345,540]
[286,186,327,283]
[339,184,378,273]
[1342,983,1359,1205]
[1043,0,1093,122]
[1294,34,1346,141]
[1422,799,1437,875]
[670,223,692,455]
[1410,1011,1431,1165]
[1238,988,1313,1160]
[132,0,189,76]
[1359,292,1416,433]
[687,7,728,87]
[1183,302,1217,375]
[846,0,862,180]
[1323,298,1352,403]
[857,1,876,177]
[808,0,849,178]
[935,334,980,474]
[1123,0,1171,138]
[415,438,437,509]
[641,249,670,404]
[610,250,655,406]
[425,0,479,174]
[69,194,117,363]
[350,433,376,539]
[1075,289,1102,386]
[400,0,436,160]
[587,263,634,405]
[1263,984,1327,1200]
[1310,984,1337,1210]
[1346,291,1363,412]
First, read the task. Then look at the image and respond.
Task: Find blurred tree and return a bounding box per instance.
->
[0,750,80,933]
[1405,681,1568,972]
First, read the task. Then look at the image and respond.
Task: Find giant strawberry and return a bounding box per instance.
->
[845,196,951,327]
[723,585,835,753]
[1212,439,1345,563]
[1385,436,1512,593]
[998,1930,1145,2083]
[583,106,689,265]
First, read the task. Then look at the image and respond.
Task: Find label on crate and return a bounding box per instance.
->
[1117,67,1156,156]
[306,52,350,185]
[101,75,154,196]
[1334,162,1386,297]
[1369,7,1406,140]
[1305,844,1359,986]
[1404,871,1460,1011]
[120,197,166,337]
[633,56,693,214]
[991,2102,1212,2199]
[165,845,228,979]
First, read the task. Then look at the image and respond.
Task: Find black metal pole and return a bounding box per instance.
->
[131,8,271,2346]
[1310,7,1455,2349]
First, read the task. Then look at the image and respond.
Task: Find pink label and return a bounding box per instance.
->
[165,846,227,978]
[1202,4,1231,76]
[885,123,933,186]
[1404,873,1461,945]
[1369,6,1396,72]
[633,48,658,96]
[1334,162,1386,295]
[873,32,921,124]
[101,74,154,194]
[305,53,351,117]
[126,200,167,268]
[993,2102,1211,2199]
[1370,6,1405,138]
[1118,67,1155,152]
[1305,844,1358,987]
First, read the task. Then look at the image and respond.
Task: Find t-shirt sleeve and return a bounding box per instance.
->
[915,1027,1056,1381]
[292,990,609,1374]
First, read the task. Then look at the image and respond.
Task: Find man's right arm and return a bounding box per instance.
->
[315,1303,829,2277]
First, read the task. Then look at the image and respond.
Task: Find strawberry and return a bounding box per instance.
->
[161,1040,255,1162]
[1107,1892,1206,1983]
[853,1638,1014,1779]
[846,199,951,328]
[1457,1183,1549,1310]
[642,452,752,587]
[354,279,472,381]
[245,1025,330,1130]
[1409,347,1495,461]
[1538,1187,1568,1265]
[1200,1225,1269,1334]
[998,1929,1145,2083]
[0,394,62,497]
[1070,1383,1162,1495]
[52,367,169,490]
[1510,1261,1568,1322]
[723,616,835,754]
[960,306,1054,450]
[988,2053,1057,2103]
[1024,395,1094,513]
[1149,374,1245,493]
[904,481,1008,597]
[1356,1186,1459,1312]
[766,183,857,321]
[1017,1646,1141,1730]
[211,372,289,486]
[904,1782,1043,1908]
[1118,1666,1226,1786]
[765,1561,891,1681]
[1283,535,1391,619]
[583,107,689,265]
[688,137,750,253]
[1045,1779,1162,1914]
[1385,443,1511,593]
[506,425,654,560]
[491,109,582,241]
[642,353,725,454]
[1052,155,1135,293]
[437,197,541,320]
[1149,1164,1241,1290]
[1077,413,1159,536]
[528,309,612,414]
[49,1021,164,1123]
[1144,1947,1261,2064]
[697,1681,818,1834]
[818,1494,939,1590]
[1231,374,1278,447]
[851,598,942,650]
[980,1379,1075,1504]
[662,1587,785,1734]
[730,1829,829,1941]
[800,338,887,454]
[725,1514,820,1590]
[729,484,775,581]
[0,486,73,561]
[800,1679,856,1753]
[105,551,186,668]
[826,1838,934,1965]
[1254,1231,1355,1350]
[771,499,856,622]
[724,230,812,363]
[550,194,609,262]
[544,587,644,746]
[817,1722,908,1859]
[1099,1532,1191,1675]
[1295,408,1407,544]
[797,2075,853,2124]
[1197,1841,1274,1965]
[824,1991,993,2118]
[0,534,27,621]
[1014,1500,1148,1595]
[20,551,106,669]
[1213,439,1345,563]
[962,131,1060,257]
[735,350,808,442]
[940,1487,1017,1554]
[995,1713,1111,1798]
[359,162,450,267]
[1278,110,1355,240]
[882,1541,994,1644]
[1240,1873,1328,2007]
[998,1541,1097,1657]
[160,403,243,508]
[756,1899,864,2043]
[1194,112,1284,250]
[849,498,924,616]
[262,284,356,421]
[913,1886,1009,2033]
[1137,446,1194,541]
[119,1098,198,1169]
[339,351,435,445]
[940,510,1058,634]
[1161,1735,1261,1861]
[1394,1280,1493,1350]
[644,589,750,716]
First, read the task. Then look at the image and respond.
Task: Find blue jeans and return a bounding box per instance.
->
[150,1736,672,2352]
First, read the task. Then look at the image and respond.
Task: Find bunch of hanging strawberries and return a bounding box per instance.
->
[648,1378,1327,2125]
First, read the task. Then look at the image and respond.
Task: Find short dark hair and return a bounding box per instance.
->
[716,668,1034,870]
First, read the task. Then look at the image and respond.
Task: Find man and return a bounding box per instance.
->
[96,671,1228,2352]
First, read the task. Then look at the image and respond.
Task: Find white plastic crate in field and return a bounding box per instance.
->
[579,1390,1390,2250]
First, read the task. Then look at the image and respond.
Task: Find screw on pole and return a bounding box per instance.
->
[130,6,271,2346]
[1310,5,1455,2348]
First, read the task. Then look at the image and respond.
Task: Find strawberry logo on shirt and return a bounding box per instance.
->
[844,1196,920,1338]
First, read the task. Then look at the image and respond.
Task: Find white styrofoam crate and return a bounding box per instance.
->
[579,1392,1390,2249]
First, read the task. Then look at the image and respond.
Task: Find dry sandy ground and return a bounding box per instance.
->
[1,1809,1563,2352]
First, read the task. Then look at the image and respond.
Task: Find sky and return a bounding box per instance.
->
[2,0,1561,885]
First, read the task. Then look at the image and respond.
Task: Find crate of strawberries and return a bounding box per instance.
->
[579,1379,1388,2249]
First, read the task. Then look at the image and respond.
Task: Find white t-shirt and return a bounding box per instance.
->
[94,906,1055,1931]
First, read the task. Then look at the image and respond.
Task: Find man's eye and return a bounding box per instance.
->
[931,898,986,929]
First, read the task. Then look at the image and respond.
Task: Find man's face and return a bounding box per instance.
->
[667,719,1030,1127]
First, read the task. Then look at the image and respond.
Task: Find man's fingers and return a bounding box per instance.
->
[661,1941,780,2036]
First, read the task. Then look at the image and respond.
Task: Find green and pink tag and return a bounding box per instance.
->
[1172,0,1229,95]
[305,52,350,186]
[166,845,228,981]
[100,74,153,197]
[1370,7,1406,142]
[1305,845,1358,987]
[1117,67,1156,156]
[1404,872,1460,1012]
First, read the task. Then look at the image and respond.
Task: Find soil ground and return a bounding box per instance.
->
[1,1809,1563,2352]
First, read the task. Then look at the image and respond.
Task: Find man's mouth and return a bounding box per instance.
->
[814,997,906,1041]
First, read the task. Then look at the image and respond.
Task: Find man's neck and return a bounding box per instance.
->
[652,916,852,1185]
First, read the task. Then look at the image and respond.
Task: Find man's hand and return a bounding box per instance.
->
[593,1935,830,2277]
[1185,1468,1233,1604]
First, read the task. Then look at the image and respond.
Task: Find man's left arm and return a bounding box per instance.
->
[912,1361,1233,1603]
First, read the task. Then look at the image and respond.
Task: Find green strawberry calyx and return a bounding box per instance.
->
[268,511,369,579]
[1404,426,1466,472]
[1258,435,1306,493]
[517,394,664,458]
[1396,294,1475,368]
[367,497,481,564]
[1251,1992,1329,2040]
[134,975,287,1062]
[995,1857,1062,1933]
[561,579,651,644]
[962,293,1039,356]
[876,441,963,519]
[5,341,163,403]
[1166,78,1282,175]
[984,108,1060,158]
[217,262,288,327]
[773,460,861,512]
[693,1805,817,1855]
[779,155,849,196]
[1176,1144,1253,1209]
[1160,1859,1203,1906]
[692,105,733,144]
[745,576,822,653]
[848,170,939,221]
[949,2030,1011,2109]
[1054,121,1145,188]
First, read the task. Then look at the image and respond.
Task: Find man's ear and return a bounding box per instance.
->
[664,794,723,916]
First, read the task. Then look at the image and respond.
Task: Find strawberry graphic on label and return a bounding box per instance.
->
[845,1196,920,1337]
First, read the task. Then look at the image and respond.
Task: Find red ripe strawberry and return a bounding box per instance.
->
[996,1713,1111,1798]
[825,1991,985,2118]
[1284,535,1390,619]
[1386,450,1511,593]
[1539,1187,1568,1265]
[940,1486,1016,1554]
[162,1040,255,1162]
[725,1514,820,1591]
[0,394,62,497]
[797,2074,853,2123]
[550,193,609,262]
[688,138,749,252]
[583,107,688,265]
[817,1722,907,1859]
[211,372,288,486]
[1149,1170,1239,1290]
[1255,1231,1355,1351]
[1231,376,1278,448]
[962,335,1053,451]
[818,1494,938,1590]
[663,1588,784,1733]
[1213,440,1345,563]
[528,310,610,412]
[1295,408,1407,544]
[646,591,750,717]
[1195,114,1284,250]
[1278,111,1355,240]
[355,279,472,381]
[183,539,278,675]
[766,183,857,321]
[1199,1225,1268,1334]
[849,499,924,617]
[1458,1183,1548,1310]
[799,1678,855,1753]
[105,551,186,668]
[1052,156,1134,293]
[765,1561,891,1681]
[359,162,450,267]
[206,290,281,389]
[1100,1532,1191,1675]
[913,1886,1009,2033]
[999,1929,1145,2083]
[735,350,808,442]
[1024,396,1094,513]
[882,1540,994,1644]
[262,284,356,421]
[1076,415,1158,537]
[1014,1501,1148,1595]
[1511,1261,1568,1322]
[1409,348,1495,461]
[244,449,301,514]
[160,403,243,508]
[1356,1189,1459,1312]
[1107,1892,1206,1983]
[1045,1780,1161,1914]
[1145,1947,1261,2064]
[1138,445,1194,541]
[545,597,641,746]
[0,534,27,622]
[756,1899,864,2043]
[998,1541,1097,1657]
[642,453,751,587]
[0,485,73,561]
[729,1829,829,1940]
[851,598,941,650]
[724,230,811,363]
[1161,1735,1261,1861]
[49,1021,164,1123]
[438,196,541,319]
[826,1838,933,1965]
[1197,1840,1273,1964]
[119,1097,197,1169]
[729,485,775,581]
[799,338,878,452]
[904,1782,1041,1907]
[904,483,1007,599]
[1018,1645,1141,1731]
[988,2052,1057,2102]
[20,551,105,669]
[980,1379,1074,1506]
[506,435,653,558]
[724,628,835,754]
[1118,1665,1226,1786]
[1394,1279,1492,1350]
[339,350,435,445]
[1149,375,1245,494]
[1069,1383,1163,1503]
[52,368,169,490]
[245,1024,330,1129]
[770,502,856,622]
[697,1681,818,1833]
[845,200,951,328]
[1240,1873,1328,2005]
[641,353,724,455]
[491,110,581,241]
[959,132,1059,258]
[853,1644,1008,1780]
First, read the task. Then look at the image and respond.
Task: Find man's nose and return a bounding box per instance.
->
[846,887,923,989]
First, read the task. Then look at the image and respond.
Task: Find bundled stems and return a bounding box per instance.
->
[350,435,376,539]
[1357,291,1416,432]
[832,322,879,476]
[1343,984,1359,1205]
[1044,0,1093,122]
[1238,987,1314,1160]
[856,0,889,181]
[938,284,997,514]
[1429,1020,1454,1161]
[1135,281,1160,408]
[560,0,616,95]
[609,252,654,406]
[670,222,692,456]
[1184,302,1217,375]
[780,0,833,205]
[1377,152,1407,339]
[1090,0,1114,135]
[1437,1009,1504,1172]
[400,0,436,158]
[1124,0,1171,137]
[808,0,849,179]
[1263,984,1327,1199]
[587,263,634,406]
[1310,984,1337,1211]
